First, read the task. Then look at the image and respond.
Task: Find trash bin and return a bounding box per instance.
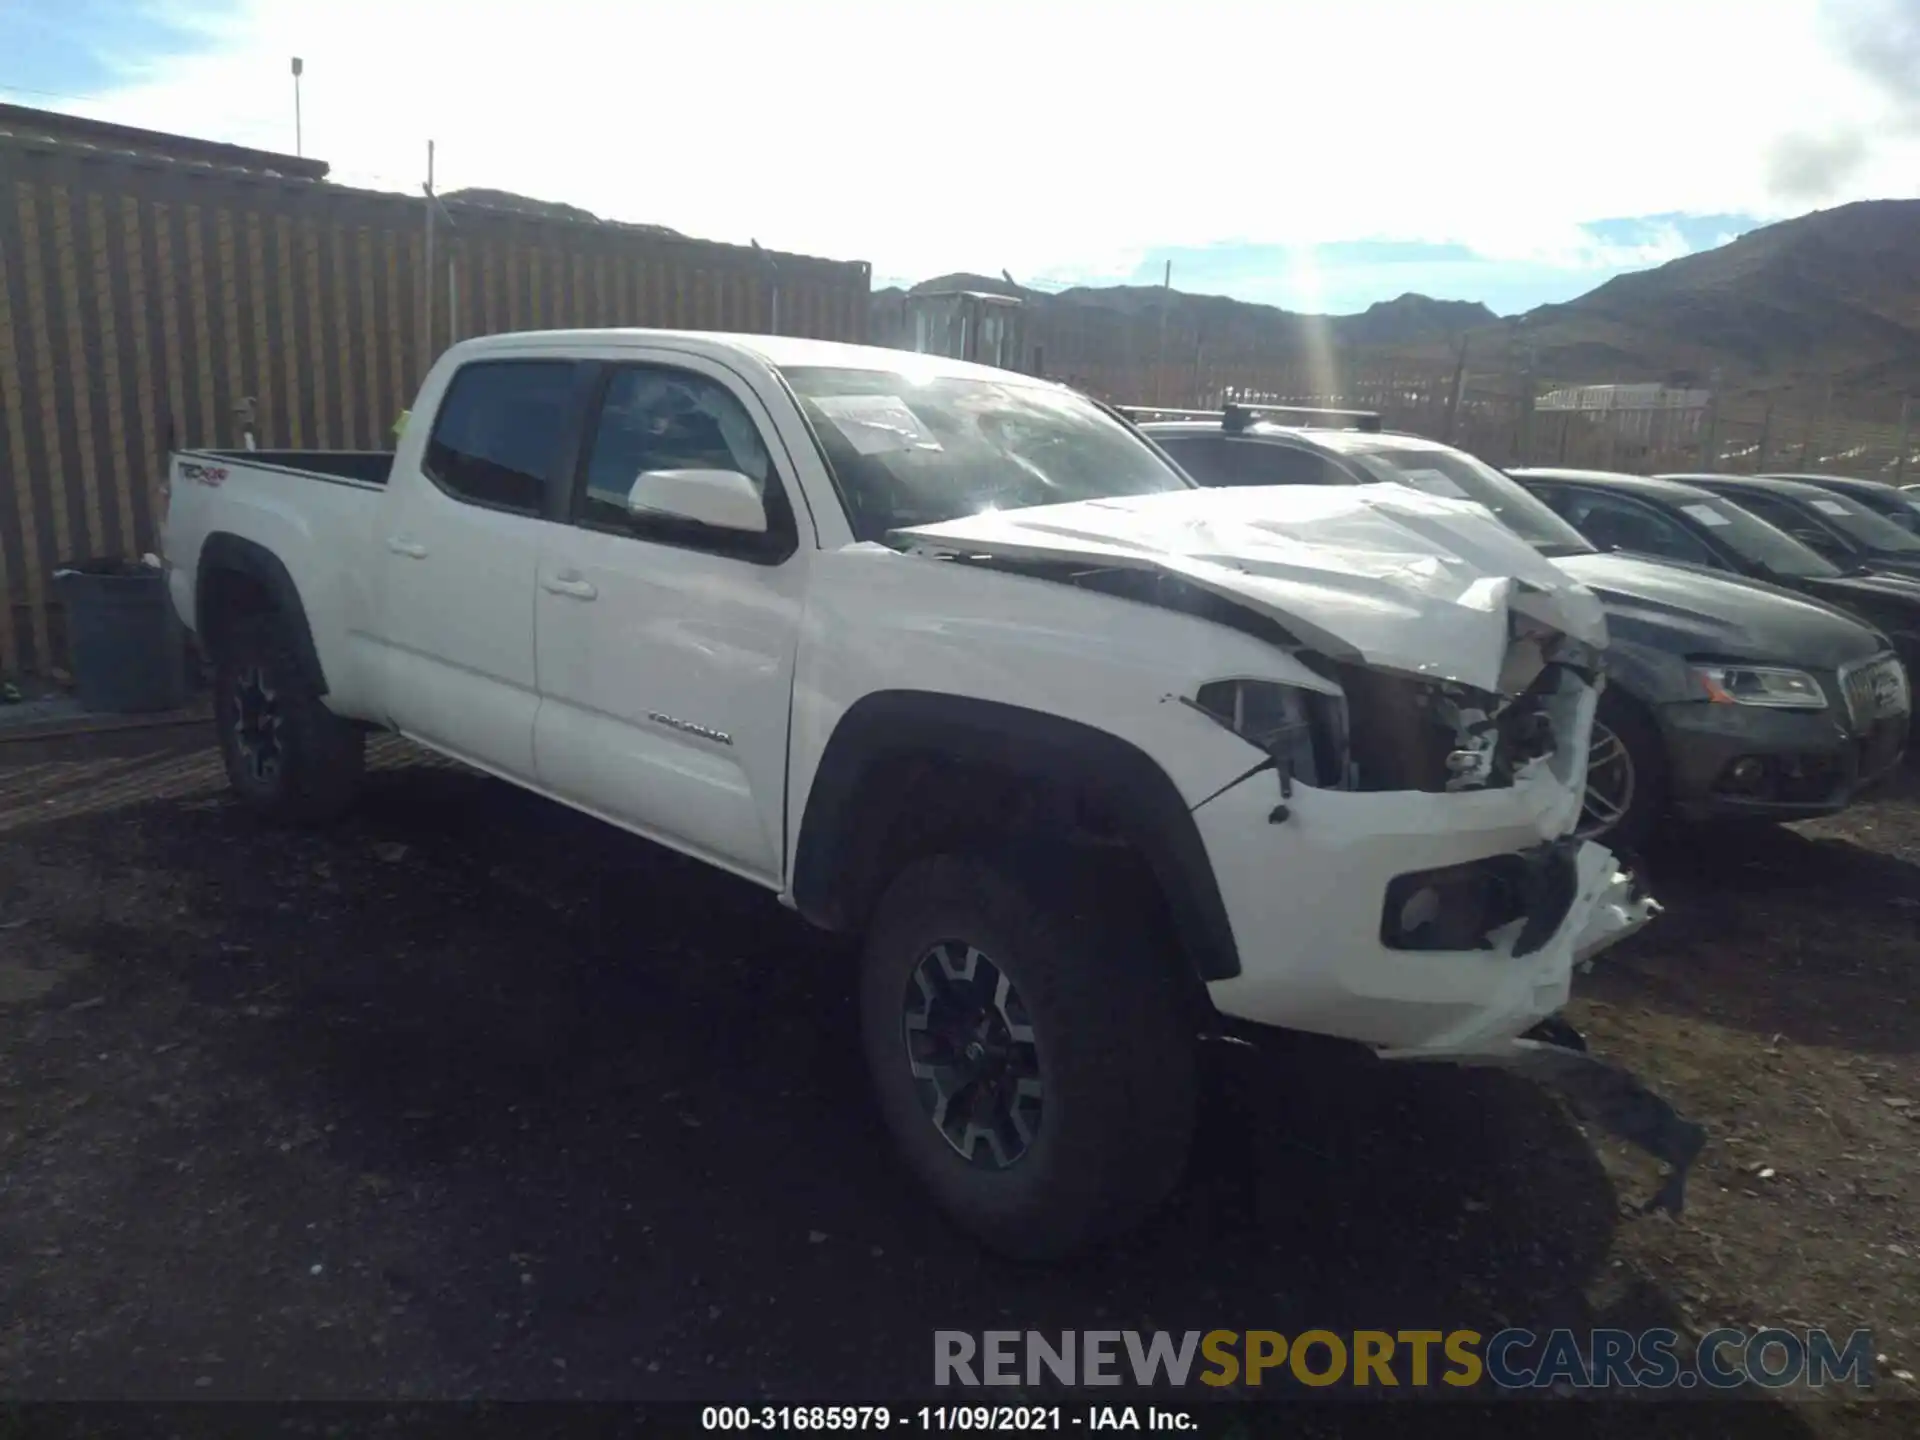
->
[52,558,187,714]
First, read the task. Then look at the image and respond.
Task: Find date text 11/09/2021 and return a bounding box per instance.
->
[701,1407,1191,1432]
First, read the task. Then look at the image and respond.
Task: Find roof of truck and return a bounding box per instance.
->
[447,328,1042,386]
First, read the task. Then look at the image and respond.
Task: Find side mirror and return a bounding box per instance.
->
[1790,529,1834,551]
[628,468,768,534]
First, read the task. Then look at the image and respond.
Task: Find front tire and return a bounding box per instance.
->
[213,614,364,824]
[859,851,1197,1260]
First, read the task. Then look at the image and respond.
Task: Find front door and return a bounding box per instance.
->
[532,355,810,884]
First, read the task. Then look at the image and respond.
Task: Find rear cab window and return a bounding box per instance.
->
[424,360,583,516]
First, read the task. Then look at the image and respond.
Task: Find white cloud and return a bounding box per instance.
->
[46,0,1920,282]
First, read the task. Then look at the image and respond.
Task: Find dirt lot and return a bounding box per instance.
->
[0,733,1915,1432]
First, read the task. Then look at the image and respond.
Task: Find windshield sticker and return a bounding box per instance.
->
[811,394,943,457]
[1681,502,1731,527]
[1396,467,1470,499]
[1812,499,1851,516]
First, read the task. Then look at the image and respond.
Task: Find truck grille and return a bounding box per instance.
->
[1841,654,1910,729]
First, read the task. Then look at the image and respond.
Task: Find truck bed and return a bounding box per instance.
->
[193,449,393,487]
[163,447,392,714]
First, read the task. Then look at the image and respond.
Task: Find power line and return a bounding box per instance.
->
[0,79,121,106]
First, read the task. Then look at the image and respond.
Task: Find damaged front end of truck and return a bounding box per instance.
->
[890,483,1703,1213]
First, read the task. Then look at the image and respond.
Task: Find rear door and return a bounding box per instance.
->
[374,358,586,777]
[530,352,810,884]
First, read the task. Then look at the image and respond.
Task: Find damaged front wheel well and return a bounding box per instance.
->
[791,693,1241,1006]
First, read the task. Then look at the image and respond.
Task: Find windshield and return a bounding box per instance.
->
[1338,446,1596,556]
[781,367,1190,542]
[1677,497,1841,578]
[1852,488,1920,533]
[1789,489,1920,554]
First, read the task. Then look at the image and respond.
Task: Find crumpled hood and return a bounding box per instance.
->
[890,483,1608,693]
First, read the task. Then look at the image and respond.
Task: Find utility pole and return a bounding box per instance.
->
[1697,367,1723,471]
[752,238,780,335]
[1515,342,1537,465]
[1155,259,1171,405]
[1443,334,1470,444]
[1897,395,1913,487]
[290,57,303,157]
[422,140,435,382]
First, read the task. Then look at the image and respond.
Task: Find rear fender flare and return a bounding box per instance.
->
[196,532,328,695]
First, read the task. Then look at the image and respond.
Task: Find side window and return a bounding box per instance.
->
[1159,436,1350,487]
[424,360,578,516]
[1734,491,1833,543]
[576,365,795,559]
[1560,490,1715,565]
[1529,485,1577,520]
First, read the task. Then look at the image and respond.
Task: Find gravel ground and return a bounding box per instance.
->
[0,735,1914,1435]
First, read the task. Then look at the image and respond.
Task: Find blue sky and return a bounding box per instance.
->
[3,0,1913,319]
[0,0,237,105]
[910,213,1766,316]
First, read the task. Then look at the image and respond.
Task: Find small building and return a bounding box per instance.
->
[1537,382,1711,414]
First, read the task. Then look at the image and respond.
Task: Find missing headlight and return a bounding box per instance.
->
[1315,660,1579,794]
[1192,679,1349,790]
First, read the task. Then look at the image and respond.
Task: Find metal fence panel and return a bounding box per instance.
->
[0,136,869,676]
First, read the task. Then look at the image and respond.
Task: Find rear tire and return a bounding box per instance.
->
[859,850,1197,1260]
[213,614,364,824]
[1577,688,1667,855]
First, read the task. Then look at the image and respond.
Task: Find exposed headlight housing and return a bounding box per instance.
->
[1192,679,1349,788]
[1689,663,1827,710]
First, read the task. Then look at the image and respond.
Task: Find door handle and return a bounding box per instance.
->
[541,574,598,601]
[386,535,428,559]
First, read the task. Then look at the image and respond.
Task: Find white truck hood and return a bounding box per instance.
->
[890,483,1608,694]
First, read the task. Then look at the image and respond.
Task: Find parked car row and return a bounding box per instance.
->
[161,331,1687,1260]
[1123,406,1913,853]
[1509,469,1920,730]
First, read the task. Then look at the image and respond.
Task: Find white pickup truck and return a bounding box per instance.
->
[161,329,1683,1257]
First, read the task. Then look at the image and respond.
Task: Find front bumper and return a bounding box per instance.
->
[1661,698,1905,822]
[1195,682,1657,1054]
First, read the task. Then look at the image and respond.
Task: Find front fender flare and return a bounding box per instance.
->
[792,691,1242,982]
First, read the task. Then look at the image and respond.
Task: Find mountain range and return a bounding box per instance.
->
[885,199,1920,419]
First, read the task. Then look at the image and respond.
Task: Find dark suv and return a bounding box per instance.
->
[1130,405,1907,850]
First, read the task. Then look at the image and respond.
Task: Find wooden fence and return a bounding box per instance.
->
[0,127,869,677]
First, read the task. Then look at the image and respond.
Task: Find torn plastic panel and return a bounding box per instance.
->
[1369,852,1690,1216]
[1389,1024,1707,1217]
[1382,834,1657,961]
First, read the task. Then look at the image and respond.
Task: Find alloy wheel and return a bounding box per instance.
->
[1577,718,1635,840]
[903,941,1044,1169]
[232,664,283,785]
